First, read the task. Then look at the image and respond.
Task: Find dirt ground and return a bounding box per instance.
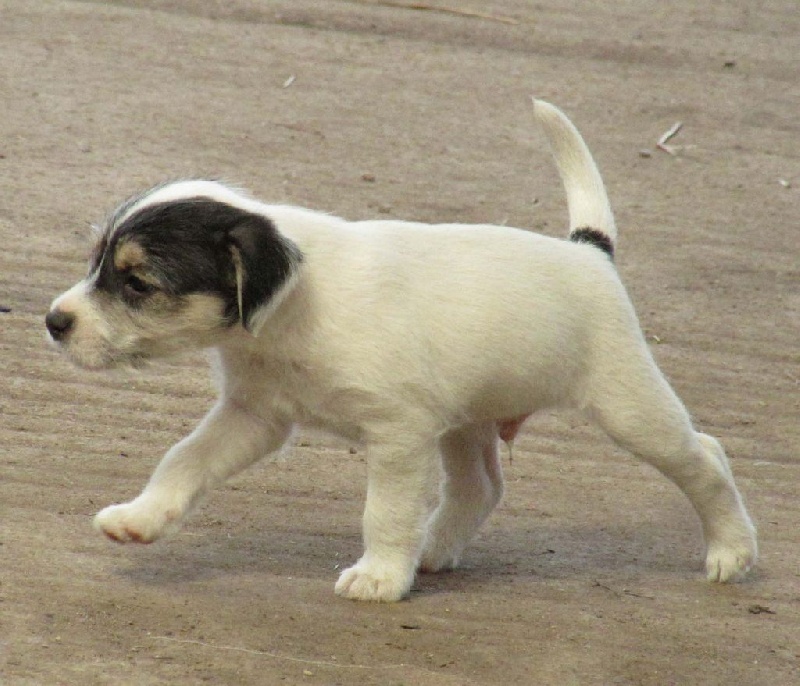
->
[1,1,798,684]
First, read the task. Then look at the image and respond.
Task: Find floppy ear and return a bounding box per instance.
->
[227,216,303,335]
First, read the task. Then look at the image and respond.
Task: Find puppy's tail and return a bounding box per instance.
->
[533,98,617,258]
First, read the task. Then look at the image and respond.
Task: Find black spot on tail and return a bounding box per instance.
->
[570,227,614,259]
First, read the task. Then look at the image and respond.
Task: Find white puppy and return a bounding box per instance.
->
[46,100,757,601]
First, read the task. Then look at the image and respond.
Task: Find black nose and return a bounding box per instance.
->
[46,309,75,341]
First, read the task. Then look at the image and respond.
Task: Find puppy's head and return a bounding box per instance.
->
[45,181,303,369]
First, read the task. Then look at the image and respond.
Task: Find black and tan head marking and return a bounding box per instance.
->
[112,239,147,273]
[46,181,305,370]
[95,185,304,332]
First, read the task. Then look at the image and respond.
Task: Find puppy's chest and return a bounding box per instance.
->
[263,359,371,441]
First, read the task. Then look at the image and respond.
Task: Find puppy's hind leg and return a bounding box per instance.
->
[419,422,504,573]
[585,350,757,582]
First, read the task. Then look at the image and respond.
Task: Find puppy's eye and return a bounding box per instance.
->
[123,274,156,298]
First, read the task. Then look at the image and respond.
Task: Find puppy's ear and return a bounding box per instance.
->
[228,216,303,335]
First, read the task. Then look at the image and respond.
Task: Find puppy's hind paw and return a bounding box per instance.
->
[94,498,182,544]
[418,543,459,574]
[334,557,414,602]
[705,538,758,583]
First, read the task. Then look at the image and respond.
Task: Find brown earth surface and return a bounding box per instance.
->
[1,1,798,684]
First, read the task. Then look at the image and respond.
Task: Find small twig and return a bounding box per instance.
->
[656,121,683,155]
[151,636,408,670]
[274,122,326,139]
[592,581,654,599]
[621,589,655,600]
[360,1,521,25]
[747,604,776,615]
[658,121,683,146]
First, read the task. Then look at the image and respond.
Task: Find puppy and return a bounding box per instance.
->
[46,100,757,602]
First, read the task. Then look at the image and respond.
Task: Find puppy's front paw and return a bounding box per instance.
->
[334,557,414,602]
[94,497,183,544]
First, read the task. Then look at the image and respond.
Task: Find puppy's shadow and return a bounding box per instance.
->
[469,519,704,580]
[113,526,361,586]
[112,519,705,592]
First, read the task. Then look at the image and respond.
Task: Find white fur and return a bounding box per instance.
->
[49,279,116,369]
[52,100,757,601]
[534,99,617,241]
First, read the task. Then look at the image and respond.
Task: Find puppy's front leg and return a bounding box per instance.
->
[94,400,292,543]
[335,434,438,602]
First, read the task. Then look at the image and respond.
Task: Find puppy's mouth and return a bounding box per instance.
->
[48,335,148,371]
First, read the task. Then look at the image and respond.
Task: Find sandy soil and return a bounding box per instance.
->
[1,1,798,684]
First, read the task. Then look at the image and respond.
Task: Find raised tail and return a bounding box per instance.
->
[532,98,617,258]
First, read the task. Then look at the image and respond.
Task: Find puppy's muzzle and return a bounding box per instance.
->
[45,309,75,342]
